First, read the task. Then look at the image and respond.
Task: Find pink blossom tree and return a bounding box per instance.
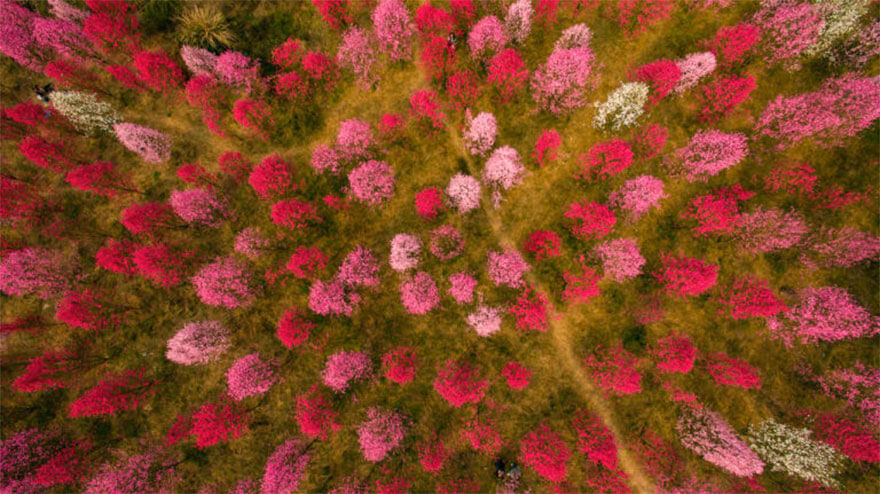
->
[434,359,487,407]
[753,0,823,69]
[338,246,380,288]
[467,304,503,337]
[322,350,372,393]
[348,160,395,206]
[336,118,374,161]
[84,450,176,494]
[674,51,717,93]
[446,173,481,213]
[191,256,262,309]
[608,175,666,221]
[530,45,595,114]
[166,320,231,365]
[216,50,260,91]
[429,224,464,261]
[337,27,377,88]
[0,247,77,298]
[399,271,440,314]
[448,272,477,304]
[766,286,879,346]
[308,278,361,316]
[487,248,530,288]
[802,227,880,268]
[372,0,414,61]
[735,207,808,254]
[462,110,497,157]
[676,406,764,477]
[814,362,880,424]
[169,189,228,227]
[226,353,277,401]
[234,228,270,260]
[468,16,507,60]
[389,233,421,272]
[669,130,748,182]
[261,439,310,494]
[357,407,407,462]
[113,123,171,163]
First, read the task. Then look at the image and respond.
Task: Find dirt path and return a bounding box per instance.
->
[448,121,654,492]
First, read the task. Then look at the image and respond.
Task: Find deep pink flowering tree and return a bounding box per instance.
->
[372,0,414,61]
[697,75,756,122]
[502,361,531,390]
[716,277,786,320]
[572,410,618,470]
[12,349,88,392]
[337,27,377,88]
[286,246,327,279]
[654,254,718,297]
[338,246,380,288]
[226,353,277,401]
[219,151,252,183]
[523,230,562,261]
[766,286,879,346]
[615,0,674,36]
[533,129,561,167]
[358,407,407,462]
[583,345,643,394]
[382,346,417,384]
[308,278,361,316]
[336,118,374,161]
[462,110,497,157]
[189,399,250,449]
[487,248,530,288]
[295,385,340,439]
[753,0,823,69]
[461,417,503,456]
[680,185,753,237]
[166,320,231,365]
[576,139,634,180]
[133,49,184,95]
[84,451,176,494]
[669,130,748,182]
[82,0,140,54]
[348,160,395,206]
[399,271,440,314]
[446,69,481,111]
[735,207,808,254]
[609,175,666,221]
[233,98,274,140]
[704,353,761,389]
[564,201,616,240]
[510,286,551,331]
[755,74,880,149]
[814,414,880,464]
[467,304,503,337]
[261,439,310,494]
[409,89,445,130]
[468,15,507,60]
[706,22,759,69]
[562,260,601,304]
[651,334,696,373]
[66,161,134,198]
[446,173,481,213]
[519,424,571,483]
[635,58,681,105]
[447,272,477,304]
[674,51,717,93]
[530,45,595,114]
[415,186,445,221]
[418,437,448,474]
[68,368,157,418]
[322,350,372,393]
[276,308,314,349]
[487,49,529,103]
[55,289,121,331]
[434,359,487,407]
[121,201,176,235]
[0,247,77,299]
[420,35,456,82]
[271,199,321,231]
[169,189,228,227]
[191,256,262,309]
[113,123,171,163]
[133,243,192,287]
[677,406,764,477]
[18,135,75,172]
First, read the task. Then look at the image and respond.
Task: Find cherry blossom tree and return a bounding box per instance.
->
[169,189,228,227]
[487,248,530,288]
[0,247,77,298]
[462,110,497,157]
[372,0,414,61]
[82,0,140,54]
[434,359,487,407]
[429,224,464,260]
[191,256,262,309]
[113,123,171,163]
[448,272,477,304]
[409,89,445,130]
[357,407,407,462]
[418,437,448,474]
[337,27,377,88]
[226,353,277,401]
[261,439,309,494]
[735,207,808,254]
[504,0,533,43]
[322,350,372,393]
[674,51,717,92]
[66,161,133,197]
[753,0,823,69]
[166,320,231,365]
[276,308,314,349]
[446,173,482,213]
[467,304,503,337]
[338,246,380,288]
[609,175,666,220]
[348,160,395,206]
[519,424,571,482]
[676,406,764,477]
[669,130,748,182]
[308,278,361,316]
[766,286,879,346]
[468,15,507,60]
[531,45,595,114]
[84,450,177,494]
[399,271,440,314]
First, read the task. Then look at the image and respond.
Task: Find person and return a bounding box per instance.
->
[506,462,521,481]
[447,33,456,47]
[494,458,505,479]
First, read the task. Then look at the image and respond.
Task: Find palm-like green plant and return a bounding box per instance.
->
[176,4,235,49]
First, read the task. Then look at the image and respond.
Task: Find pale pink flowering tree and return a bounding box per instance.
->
[113,123,171,163]
[482,145,525,207]
[338,246,380,288]
[169,189,228,227]
[676,406,764,477]
[357,407,407,462]
[802,227,880,268]
[555,23,591,50]
[308,278,361,316]
[766,286,879,346]
[310,143,341,175]
[180,45,217,75]
[234,228,270,260]
[445,173,481,213]
[448,272,477,304]
[0,247,77,299]
[608,175,666,221]
[813,362,880,424]
[504,0,533,44]
[389,233,421,272]
[669,130,748,182]
[462,110,497,157]
[372,0,414,61]
[735,207,808,254]
[166,320,231,365]
[191,256,262,309]
[468,15,508,60]
[322,350,372,393]
[226,353,277,401]
[488,248,530,288]
[467,304,503,337]
[336,118,374,161]
[674,52,716,93]
[593,238,645,282]
[348,160,395,206]
[399,271,440,314]
[261,439,309,494]
[530,46,595,114]
[49,0,89,23]
[755,74,880,149]
[337,27,377,88]
[753,0,823,69]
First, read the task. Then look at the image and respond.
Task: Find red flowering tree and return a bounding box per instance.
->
[68,368,157,417]
[249,155,296,201]
[519,424,571,483]
[82,0,140,53]
[583,345,643,394]
[576,139,634,180]
[650,334,696,374]
[509,286,551,332]
[190,398,250,449]
[814,414,880,463]
[409,89,445,131]
[95,238,138,275]
[533,129,561,167]
[631,123,668,160]
[286,246,327,279]
[487,48,529,102]
[277,308,315,349]
[382,346,418,385]
[523,230,561,261]
[564,201,616,240]
[679,185,753,237]
[635,59,681,105]
[271,199,321,231]
[697,75,756,122]
[219,151,252,183]
[420,35,455,82]
[133,49,184,95]
[716,277,786,320]
[66,161,135,197]
[312,0,351,30]
[572,410,618,470]
[132,243,192,288]
[446,70,481,112]
[433,359,487,407]
[295,385,340,439]
[19,135,75,172]
[415,186,444,221]
[418,437,448,474]
[120,202,175,235]
[653,254,718,297]
[704,353,761,389]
